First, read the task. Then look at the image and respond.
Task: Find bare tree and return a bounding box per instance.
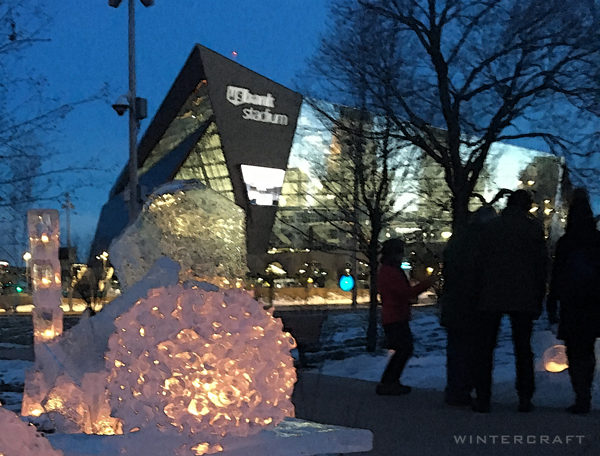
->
[306,102,421,350]
[0,1,109,263]
[304,0,600,233]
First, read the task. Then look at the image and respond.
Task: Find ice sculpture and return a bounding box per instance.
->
[21,258,181,433]
[28,210,62,344]
[0,405,63,456]
[105,284,297,454]
[109,181,247,291]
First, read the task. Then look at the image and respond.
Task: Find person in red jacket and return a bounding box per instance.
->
[376,238,435,395]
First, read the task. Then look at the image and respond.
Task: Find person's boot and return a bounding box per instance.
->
[518,396,534,413]
[567,402,590,415]
[567,394,591,415]
[376,383,411,395]
[472,396,490,413]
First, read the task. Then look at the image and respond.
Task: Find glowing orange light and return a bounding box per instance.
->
[543,345,569,373]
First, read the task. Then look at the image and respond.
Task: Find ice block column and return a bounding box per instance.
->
[28,209,63,345]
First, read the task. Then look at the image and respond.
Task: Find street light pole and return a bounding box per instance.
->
[110,0,153,222]
[127,0,139,222]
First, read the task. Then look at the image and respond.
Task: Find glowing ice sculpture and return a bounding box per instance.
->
[109,181,247,291]
[28,209,62,344]
[105,284,297,454]
[21,258,181,433]
[0,406,63,456]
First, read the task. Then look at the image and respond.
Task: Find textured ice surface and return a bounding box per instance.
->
[28,209,63,344]
[21,258,181,433]
[106,285,297,454]
[0,406,63,456]
[47,417,373,456]
[109,181,247,291]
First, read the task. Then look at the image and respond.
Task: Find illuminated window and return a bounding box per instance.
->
[279,168,309,208]
[140,80,213,176]
[174,123,234,202]
[241,165,286,206]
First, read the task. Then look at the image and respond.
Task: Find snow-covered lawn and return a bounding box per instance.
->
[2,307,600,412]
[313,309,600,409]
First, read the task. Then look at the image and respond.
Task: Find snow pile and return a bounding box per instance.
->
[0,406,62,456]
[109,181,247,291]
[106,284,297,455]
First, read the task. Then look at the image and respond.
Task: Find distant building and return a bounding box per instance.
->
[90,44,303,274]
[90,44,564,279]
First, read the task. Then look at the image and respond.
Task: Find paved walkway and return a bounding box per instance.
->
[292,372,600,456]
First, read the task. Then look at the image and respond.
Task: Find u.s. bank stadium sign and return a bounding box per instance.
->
[226,86,289,126]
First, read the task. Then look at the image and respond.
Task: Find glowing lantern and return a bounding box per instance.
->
[543,344,569,373]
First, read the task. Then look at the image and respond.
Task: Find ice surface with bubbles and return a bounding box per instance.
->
[109,181,247,291]
[105,284,297,454]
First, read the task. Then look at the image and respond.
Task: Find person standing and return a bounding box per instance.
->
[441,206,497,406]
[376,238,434,396]
[74,266,98,316]
[473,190,547,413]
[547,188,600,414]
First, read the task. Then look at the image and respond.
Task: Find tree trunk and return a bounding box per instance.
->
[451,189,471,235]
[366,236,380,352]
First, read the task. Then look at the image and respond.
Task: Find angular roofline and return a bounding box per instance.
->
[110,45,206,197]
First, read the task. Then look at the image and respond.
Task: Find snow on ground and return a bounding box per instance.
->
[1,306,599,413]
[0,359,31,412]
[314,308,600,409]
[0,359,31,385]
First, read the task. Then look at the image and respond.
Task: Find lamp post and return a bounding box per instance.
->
[109,0,153,222]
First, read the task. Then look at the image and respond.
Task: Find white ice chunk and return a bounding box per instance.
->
[47,417,373,456]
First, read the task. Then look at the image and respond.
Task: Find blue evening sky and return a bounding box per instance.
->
[26,0,331,257]
[20,1,597,260]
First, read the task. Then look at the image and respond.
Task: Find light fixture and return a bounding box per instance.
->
[108,0,154,222]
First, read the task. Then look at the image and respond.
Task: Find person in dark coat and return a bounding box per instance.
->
[376,238,435,396]
[473,190,548,413]
[547,188,600,414]
[74,266,98,315]
[441,205,497,406]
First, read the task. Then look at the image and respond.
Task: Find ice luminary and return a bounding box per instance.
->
[105,284,297,455]
[543,344,569,373]
[28,209,63,344]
